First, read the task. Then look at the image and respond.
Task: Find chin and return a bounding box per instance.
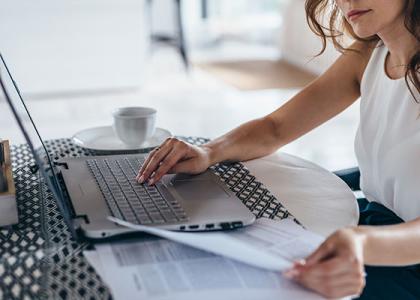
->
[352,26,378,39]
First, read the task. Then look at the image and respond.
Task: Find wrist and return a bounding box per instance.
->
[200,143,220,166]
[352,226,371,263]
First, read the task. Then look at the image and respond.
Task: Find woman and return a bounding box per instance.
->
[136,0,419,298]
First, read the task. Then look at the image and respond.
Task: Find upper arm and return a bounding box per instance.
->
[266,41,374,147]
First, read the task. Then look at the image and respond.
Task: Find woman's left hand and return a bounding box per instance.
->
[284,228,367,299]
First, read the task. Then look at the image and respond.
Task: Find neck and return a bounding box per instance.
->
[378,15,418,66]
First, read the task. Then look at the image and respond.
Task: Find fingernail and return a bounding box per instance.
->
[139,175,144,183]
[148,179,154,186]
[296,259,306,266]
[283,269,299,279]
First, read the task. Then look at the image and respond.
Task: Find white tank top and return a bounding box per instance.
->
[355,44,420,221]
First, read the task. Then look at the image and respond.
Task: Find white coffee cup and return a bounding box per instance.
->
[112,107,157,146]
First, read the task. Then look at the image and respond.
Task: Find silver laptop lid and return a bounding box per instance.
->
[0,53,77,238]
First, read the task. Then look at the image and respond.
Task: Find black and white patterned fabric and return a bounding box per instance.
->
[1,137,294,299]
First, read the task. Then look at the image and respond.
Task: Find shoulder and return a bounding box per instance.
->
[342,40,378,85]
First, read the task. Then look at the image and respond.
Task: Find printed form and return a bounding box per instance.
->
[84,218,333,300]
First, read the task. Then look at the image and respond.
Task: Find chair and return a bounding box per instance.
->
[333,167,361,191]
[146,0,189,69]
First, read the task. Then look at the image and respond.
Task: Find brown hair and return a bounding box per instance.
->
[305,0,420,101]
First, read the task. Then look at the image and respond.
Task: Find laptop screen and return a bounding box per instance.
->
[0,53,77,238]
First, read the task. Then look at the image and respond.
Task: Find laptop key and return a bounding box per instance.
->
[125,216,138,224]
[149,212,164,220]
[162,212,177,221]
[139,218,152,225]
[136,212,149,219]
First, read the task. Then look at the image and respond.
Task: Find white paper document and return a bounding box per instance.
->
[85,218,328,300]
[108,217,324,272]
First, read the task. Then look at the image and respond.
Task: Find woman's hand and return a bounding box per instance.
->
[284,228,367,299]
[136,137,213,185]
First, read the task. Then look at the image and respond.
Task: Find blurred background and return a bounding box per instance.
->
[0,0,359,171]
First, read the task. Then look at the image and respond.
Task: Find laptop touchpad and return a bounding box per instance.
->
[171,180,230,200]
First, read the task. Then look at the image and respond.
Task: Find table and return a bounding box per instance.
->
[244,152,358,236]
[0,137,357,299]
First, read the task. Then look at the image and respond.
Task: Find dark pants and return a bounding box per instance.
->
[356,199,420,300]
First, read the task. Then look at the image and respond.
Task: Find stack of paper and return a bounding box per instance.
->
[84,218,333,300]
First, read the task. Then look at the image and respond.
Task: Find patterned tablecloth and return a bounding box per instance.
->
[1,137,294,299]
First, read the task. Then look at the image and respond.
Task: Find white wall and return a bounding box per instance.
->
[150,0,177,35]
[0,0,148,95]
[279,0,339,75]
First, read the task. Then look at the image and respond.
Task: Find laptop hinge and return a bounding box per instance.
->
[74,214,90,225]
[55,170,77,218]
[53,161,69,170]
[54,166,90,226]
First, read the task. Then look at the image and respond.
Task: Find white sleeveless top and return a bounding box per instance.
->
[355,45,420,221]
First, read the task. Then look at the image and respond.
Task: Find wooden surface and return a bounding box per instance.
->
[0,140,15,195]
[195,59,317,90]
[0,140,18,226]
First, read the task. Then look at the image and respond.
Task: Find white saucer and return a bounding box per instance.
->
[72,126,172,151]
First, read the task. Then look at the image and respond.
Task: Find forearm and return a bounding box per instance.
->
[202,42,367,166]
[356,218,420,266]
[203,116,281,165]
[203,86,357,166]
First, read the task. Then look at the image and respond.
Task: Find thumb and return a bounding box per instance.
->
[305,241,335,266]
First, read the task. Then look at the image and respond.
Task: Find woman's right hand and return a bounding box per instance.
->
[136,137,214,185]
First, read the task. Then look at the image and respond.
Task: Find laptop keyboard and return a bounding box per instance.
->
[86,157,188,225]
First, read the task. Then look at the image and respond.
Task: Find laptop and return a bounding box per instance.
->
[0,53,255,240]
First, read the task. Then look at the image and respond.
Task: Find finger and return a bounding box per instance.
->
[137,138,173,177]
[295,265,366,289]
[136,147,163,182]
[305,240,335,266]
[333,275,366,297]
[138,147,161,177]
[303,256,357,277]
[324,283,365,300]
[297,264,364,294]
[311,278,365,299]
[283,260,307,279]
[138,145,173,183]
[137,145,165,179]
[310,281,365,300]
[148,149,186,185]
[296,268,365,298]
[293,270,324,294]
[300,267,363,286]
